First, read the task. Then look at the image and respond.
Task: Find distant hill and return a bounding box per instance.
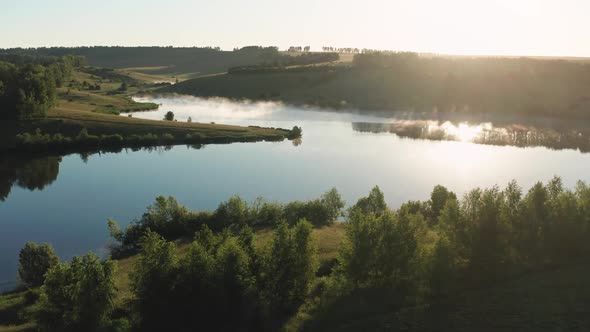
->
[0,47,339,77]
[159,53,590,119]
[0,46,277,76]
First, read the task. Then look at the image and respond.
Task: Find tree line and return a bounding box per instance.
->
[107,187,343,253]
[228,53,339,74]
[0,55,83,120]
[13,177,590,331]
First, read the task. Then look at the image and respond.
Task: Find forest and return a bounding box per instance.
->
[0,55,84,120]
[5,177,590,331]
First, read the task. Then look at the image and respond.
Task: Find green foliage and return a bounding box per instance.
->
[110,189,346,253]
[94,102,159,115]
[0,62,57,120]
[18,242,59,288]
[429,185,457,221]
[130,224,314,331]
[35,253,117,332]
[130,232,178,330]
[214,195,249,227]
[351,185,387,216]
[288,125,303,139]
[261,220,319,313]
[163,111,174,121]
[336,205,429,297]
[0,55,78,120]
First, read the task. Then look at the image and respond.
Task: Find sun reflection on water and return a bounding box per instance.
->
[434,121,489,142]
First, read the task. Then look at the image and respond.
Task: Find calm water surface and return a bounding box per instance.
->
[2,96,590,289]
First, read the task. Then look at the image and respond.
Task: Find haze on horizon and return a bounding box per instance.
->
[1,0,589,57]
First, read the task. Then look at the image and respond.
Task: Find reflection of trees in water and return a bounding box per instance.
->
[0,156,61,201]
[352,121,590,153]
[292,138,302,147]
[0,145,208,201]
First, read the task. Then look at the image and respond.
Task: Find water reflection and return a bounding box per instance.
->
[352,121,590,153]
[0,145,206,201]
[0,156,61,201]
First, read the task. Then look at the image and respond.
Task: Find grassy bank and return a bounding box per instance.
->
[0,66,294,153]
[0,107,290,153]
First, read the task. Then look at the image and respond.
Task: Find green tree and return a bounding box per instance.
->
[131,232,178,331]
[18,242,59,287]
[337,202,429,297]
[320,187,346,223]
[214,195,249,227]
[351,186,387,216]
[164,111,174,121]
[261,220,318,313]
[35,253,117,332]
[429,185,457,221]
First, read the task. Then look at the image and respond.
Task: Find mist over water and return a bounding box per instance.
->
[2,95,590,290]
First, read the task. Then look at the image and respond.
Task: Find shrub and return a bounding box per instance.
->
[164,111,174,121]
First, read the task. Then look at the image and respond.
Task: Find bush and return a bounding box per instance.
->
[288,126,303,139]
[164,111,174,121]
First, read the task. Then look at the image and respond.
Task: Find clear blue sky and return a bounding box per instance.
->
[2,0,589,57]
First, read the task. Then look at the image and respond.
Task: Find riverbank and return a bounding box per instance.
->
[0,66,296,154]
[0,107,292,154]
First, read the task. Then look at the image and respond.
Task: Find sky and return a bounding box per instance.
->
[1,0,589,57]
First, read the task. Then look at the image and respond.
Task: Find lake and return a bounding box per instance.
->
[2,95,590,290]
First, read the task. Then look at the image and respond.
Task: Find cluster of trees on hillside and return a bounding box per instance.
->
[0,55,82,120]
[321,46,361,53]
[287,46,311,52]
[107,188,344,253]
[349,52,590,117]
[228,53,339,74]
[130,221,317,331]
[0,46,284,75]
[14,177,590,331]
